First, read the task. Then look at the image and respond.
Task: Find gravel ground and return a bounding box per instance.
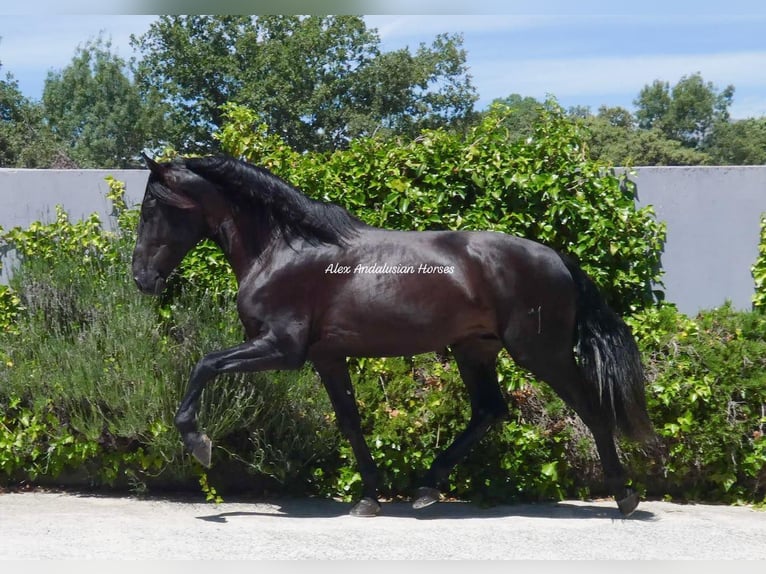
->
[0,491,764,560]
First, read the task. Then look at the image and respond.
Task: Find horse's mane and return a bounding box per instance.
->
[182,155,364,246]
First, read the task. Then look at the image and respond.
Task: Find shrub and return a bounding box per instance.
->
[625,304,766,503]
[0,183,338,495]
[752,213,766,311]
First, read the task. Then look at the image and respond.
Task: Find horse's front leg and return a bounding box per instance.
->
[174,331,305,467]
[312,357,381,517]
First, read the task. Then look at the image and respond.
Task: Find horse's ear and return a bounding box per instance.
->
[142,152,164,175]
[142,153,198,210]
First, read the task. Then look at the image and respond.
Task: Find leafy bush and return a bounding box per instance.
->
[0,277,22,338]
[0,183,338,495]
[752,213,766,311]
[625,304,766,503]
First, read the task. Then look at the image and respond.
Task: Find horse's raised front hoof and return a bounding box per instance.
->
[616,488,640,517]
[349,497,381,517]
[188,433,213,468]
[412,486,441,510]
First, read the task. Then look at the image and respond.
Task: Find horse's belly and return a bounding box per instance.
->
[314,305,497,357]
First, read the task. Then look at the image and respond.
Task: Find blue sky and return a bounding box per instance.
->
[1,5,766,119]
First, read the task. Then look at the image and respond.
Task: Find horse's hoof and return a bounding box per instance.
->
[616,488,640,516]
[412,487,441,510]
[350,497,380,517]
[190,434,213,468]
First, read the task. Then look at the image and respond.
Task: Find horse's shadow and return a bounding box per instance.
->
[195,498,657,523]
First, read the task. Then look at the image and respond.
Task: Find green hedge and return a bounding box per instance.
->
[752,213,766,312]
[1,101,764,506]
[625,305,766,502]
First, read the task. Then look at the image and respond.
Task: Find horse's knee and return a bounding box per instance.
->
[174,408,194,433]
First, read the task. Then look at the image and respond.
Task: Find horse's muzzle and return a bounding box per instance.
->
[133,271,166,296]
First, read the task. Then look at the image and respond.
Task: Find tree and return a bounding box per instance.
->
[42,36,166,168]
[706,117,766,165]
[634,73,734,149]
[0,64,29,166]
[487,94,544,141]
[595,105,634,129]
[634,80,671,132]
[131,15,478,153]
[581,105,711,166]
[1,50,66,168]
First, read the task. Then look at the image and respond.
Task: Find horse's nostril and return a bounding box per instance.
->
[153,275,166,295]
[133,271,163,295]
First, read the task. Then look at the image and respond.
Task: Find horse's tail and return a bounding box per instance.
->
[562,256,655,443]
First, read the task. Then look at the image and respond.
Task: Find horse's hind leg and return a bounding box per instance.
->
[313,357,381,517]
[413,337,508,509]
[512,348,638,516]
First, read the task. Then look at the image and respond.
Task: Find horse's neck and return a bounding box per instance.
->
[210,211,276,284]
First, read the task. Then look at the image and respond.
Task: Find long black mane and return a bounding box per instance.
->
[183,155,364,246]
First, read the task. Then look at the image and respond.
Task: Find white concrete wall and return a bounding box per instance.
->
[0,168,148,230]
[0,169,149,283]
[629,166,766,315]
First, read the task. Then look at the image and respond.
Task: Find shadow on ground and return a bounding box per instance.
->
[194,498,657,523]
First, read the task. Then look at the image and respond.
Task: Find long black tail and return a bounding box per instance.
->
[562,256,655,443]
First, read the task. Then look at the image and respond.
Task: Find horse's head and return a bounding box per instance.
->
[132,154,210,295]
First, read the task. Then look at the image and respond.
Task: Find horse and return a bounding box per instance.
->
[131,153,655,517]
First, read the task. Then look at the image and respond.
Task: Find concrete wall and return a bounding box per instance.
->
[629,166,766,315]
[0,168,148,230]
[2,166,766,316]
[0,169,149,282]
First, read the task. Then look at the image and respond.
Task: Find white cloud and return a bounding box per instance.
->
[365,15,561,42]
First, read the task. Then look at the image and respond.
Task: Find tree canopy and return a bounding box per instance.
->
[634,72,735,150]
[0,62,29,166]
[130,15,478,153]
[581,105,713,166]
[1,48,67,168]
[42,36,166,168]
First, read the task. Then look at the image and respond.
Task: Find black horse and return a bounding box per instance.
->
[132,153,654,517]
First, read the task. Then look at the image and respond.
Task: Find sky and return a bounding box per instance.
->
[1,2,766,119]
